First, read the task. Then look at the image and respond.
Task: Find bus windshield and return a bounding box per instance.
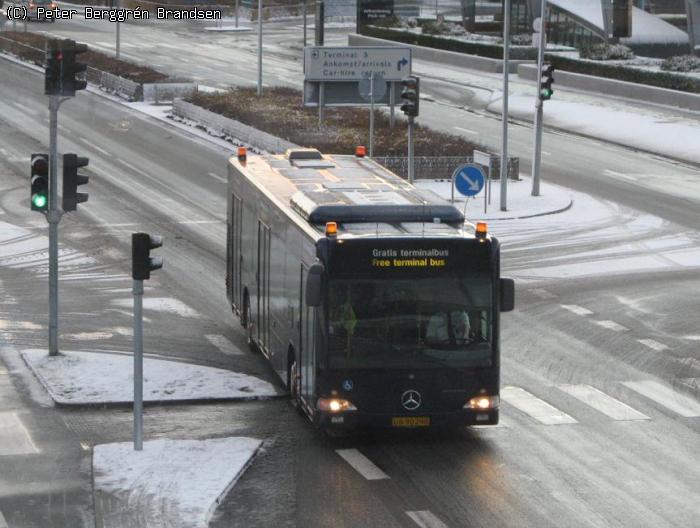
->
[327,277,492,369]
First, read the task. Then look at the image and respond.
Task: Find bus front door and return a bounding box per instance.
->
[300,265,316,405]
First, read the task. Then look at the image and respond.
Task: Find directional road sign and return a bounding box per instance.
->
[304,46,412,82]
[453,163,486,197]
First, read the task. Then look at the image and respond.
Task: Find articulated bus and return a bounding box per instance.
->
[226,147,514,430]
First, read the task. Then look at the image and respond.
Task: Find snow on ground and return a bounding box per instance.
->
[111,297,201,318]
[22,349,279,404]
[415,175,572,221]
[487,96,700,165]
[93,437,262,528]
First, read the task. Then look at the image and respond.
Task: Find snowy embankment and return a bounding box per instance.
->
[21,349,279,405]
[487,95,700,165]
[93,437,263,528]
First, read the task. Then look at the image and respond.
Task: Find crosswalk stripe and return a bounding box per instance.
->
[595,320,628,332]
[406,510,449,528]
[638,339,669,352]
[336,449,389,480]
[557,384,649,421]
[0,412,39,456]
[501,387,577,425]
[0,509,8,528]
[205,334,244,356]
[623,380,700,418]
[560,304,593,316]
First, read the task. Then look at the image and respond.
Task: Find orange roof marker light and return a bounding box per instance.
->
[325,221,338,237]
[355,146,366,158]
[237,146,247,163]
[475,222,488,240]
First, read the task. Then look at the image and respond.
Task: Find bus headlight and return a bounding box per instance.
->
[465,395,499,410]
[317,398,357,413]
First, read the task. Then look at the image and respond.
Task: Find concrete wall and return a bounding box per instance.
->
[143,83,197,103]
[517,63,700,111]
[172,99,300,154]
[348,33,529,73]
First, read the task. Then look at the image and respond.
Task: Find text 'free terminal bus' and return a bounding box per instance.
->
[226,147,514,430]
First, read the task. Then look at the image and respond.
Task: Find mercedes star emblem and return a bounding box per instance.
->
[401,390,422,411]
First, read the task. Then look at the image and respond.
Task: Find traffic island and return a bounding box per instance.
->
[20,349,280,405]
[93,437,263,528]
[0,31,196,102]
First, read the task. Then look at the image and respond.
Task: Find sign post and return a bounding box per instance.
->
[473,150,492,213]
[359,72,386,157]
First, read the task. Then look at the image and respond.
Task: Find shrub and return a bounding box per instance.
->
[579,43,634,60]
[186,87,484,158]
[362,26,537,60]
[511,34,532,46]
[546,53,700,93]
[421,20,450,35]
[661,54,700,72]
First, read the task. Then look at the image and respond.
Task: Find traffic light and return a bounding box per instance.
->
[61,40,88,96]
[45,39,88,97]
[62,153,89,212]
[539,63,554,101]
[132,233,163,281]
[45,43,63,96]
[30,154,49,212]
[400,75,420,118]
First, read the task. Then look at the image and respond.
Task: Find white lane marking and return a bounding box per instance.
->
[76,137,111,157]
[529,288,556,300]
[541,150,552,156]
[638,339,669,352]
[453,126,479,136]
[208,172,227,183]
[0,510,7,528]
[623,380,700,418]
[80,442,91,451]
[119,159,148,177]
[501,387,577,425]
[603,169,637,181]
[406,510,449,528]
[595,320,628,332]
[683,335,700,341]
[557,384,649,421]
[560,304,593,316]
[205,334,244,356]
[335,449,390,480]
[0,412,40,455]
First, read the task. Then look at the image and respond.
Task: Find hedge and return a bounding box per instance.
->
[362,26,538,60]
[545,54,700,94]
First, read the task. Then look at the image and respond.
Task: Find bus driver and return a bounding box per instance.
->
[426,311,471,345]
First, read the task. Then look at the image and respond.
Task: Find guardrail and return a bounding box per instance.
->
[373,156,520,181]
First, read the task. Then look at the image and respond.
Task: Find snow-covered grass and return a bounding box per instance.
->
[93,437,262,528]
[22,349,279,405]
[487,96,700,165]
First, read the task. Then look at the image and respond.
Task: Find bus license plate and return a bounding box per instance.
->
[392,417,430,427]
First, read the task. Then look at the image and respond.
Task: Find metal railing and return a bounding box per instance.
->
[373,155,519,181]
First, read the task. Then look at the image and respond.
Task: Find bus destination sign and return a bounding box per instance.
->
[328,239,491,276]
[371,248,448,269]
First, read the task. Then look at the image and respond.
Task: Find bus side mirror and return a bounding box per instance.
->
[500,278,514,312]
[306,262,325,307]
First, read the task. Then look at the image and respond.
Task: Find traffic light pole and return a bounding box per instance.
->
[408,116,415,183]
[500,0,510,212]
[531,0,547,197]
[48,95,64,356]
[133,278,144,451]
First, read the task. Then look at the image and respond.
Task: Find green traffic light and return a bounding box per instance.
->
[32,194,48,209]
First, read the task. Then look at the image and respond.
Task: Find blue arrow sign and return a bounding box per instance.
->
[397,57,408,71]
[453,164,485,197]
